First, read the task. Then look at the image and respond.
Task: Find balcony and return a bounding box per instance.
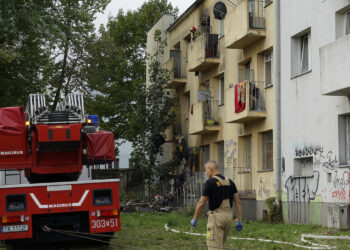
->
[225,0,266,49]
[189,100,220,135]
[165,50,187,89]
[164,115,188,142]
[188,33,220,72]
[226,79,266,123]
[320,35,350,96]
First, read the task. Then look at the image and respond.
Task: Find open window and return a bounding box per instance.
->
[264,51,272,87]
[291,28,311,77]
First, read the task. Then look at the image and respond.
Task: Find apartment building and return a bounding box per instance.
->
[146,0,276,220]
[280,0,350,227]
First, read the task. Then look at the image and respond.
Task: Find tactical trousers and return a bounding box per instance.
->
[206,175,233,250]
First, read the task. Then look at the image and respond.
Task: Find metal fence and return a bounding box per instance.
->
[204,99,220,124]
[173,171,208,207]
[204,33,219,58]
[249,0,266,29]
[169,50,186,79]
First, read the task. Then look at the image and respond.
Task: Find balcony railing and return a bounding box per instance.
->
[189,100,220,135]
[225,0,267,49]
[165,50,187,89]
[204,100,220,124]
[164,114,189,142]
[170,50,186,79]
[188,33,220,72]
[249,0,266,29]
[226,80,267,123]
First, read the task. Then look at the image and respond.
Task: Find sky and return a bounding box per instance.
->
[94,1,192,168]
[94,0,191,28]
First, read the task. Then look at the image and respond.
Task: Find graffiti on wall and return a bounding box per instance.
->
[295,145,338,172]
[258,177,271,199]
[331,190,346,200]
[284,171,320,223]
[225,140,237,168]
[332,171,349,191]
[330,171,349,201]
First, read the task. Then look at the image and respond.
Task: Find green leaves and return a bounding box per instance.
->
[0,0,110,109]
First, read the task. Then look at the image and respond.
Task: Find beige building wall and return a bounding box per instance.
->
[149,0,276,220]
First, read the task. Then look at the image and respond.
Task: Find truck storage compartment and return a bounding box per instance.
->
[36,124,82,152]
[86,131,115,161]
[0,106,31,169]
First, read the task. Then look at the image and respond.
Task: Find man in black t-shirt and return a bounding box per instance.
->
[191,160,243,250]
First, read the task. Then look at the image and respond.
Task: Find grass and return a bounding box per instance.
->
[2,210,350,249]
[111,210,350,250]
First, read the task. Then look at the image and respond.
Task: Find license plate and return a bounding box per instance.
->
[1,224,28,233]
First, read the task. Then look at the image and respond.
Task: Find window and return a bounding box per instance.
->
[242,135,252,171]
[262,131,273,170]
[203,145,210,169]
[218,19,225,38]
[238,61,254,82]
[264,51,272,87]
[291,29,311,77]
[186,93,190,116]
[300,34,309,73]
[217,141,224,173]
[336,7,350,38]
[218,77,224,105]
[346,11,350,35]
[339,115,350,165]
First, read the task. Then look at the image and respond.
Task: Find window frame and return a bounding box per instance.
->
[345,11,350,35]
[264,51,272,88]
[218,77,225,106]
[291,28,311,78]
[261,130,273,171]
[243,135,252,171]
[338,114,350,166]
[217,141,225,173]
[218,19,225,39]
[202,144,210,169]
[300,33,309,73]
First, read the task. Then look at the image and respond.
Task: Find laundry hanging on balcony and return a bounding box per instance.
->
[235,81,248,113]
[249,82,261,111]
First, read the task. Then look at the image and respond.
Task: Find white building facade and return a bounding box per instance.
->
[281,0,350,227]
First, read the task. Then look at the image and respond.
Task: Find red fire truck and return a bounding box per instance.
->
[0,94,120,243]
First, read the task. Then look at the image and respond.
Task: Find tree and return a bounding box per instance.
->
[45,0,110,110]
[85,0,178,142]
[0,0,110,109]
[0,1,52,107]
[130,30,176,195]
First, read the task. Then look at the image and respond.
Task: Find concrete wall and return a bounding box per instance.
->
[280,0,350,226]
[146,14,176,88]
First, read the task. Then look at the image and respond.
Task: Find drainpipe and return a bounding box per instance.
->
[274,0,281,204]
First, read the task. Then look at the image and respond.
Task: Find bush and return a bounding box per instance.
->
[264,197,283,223]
